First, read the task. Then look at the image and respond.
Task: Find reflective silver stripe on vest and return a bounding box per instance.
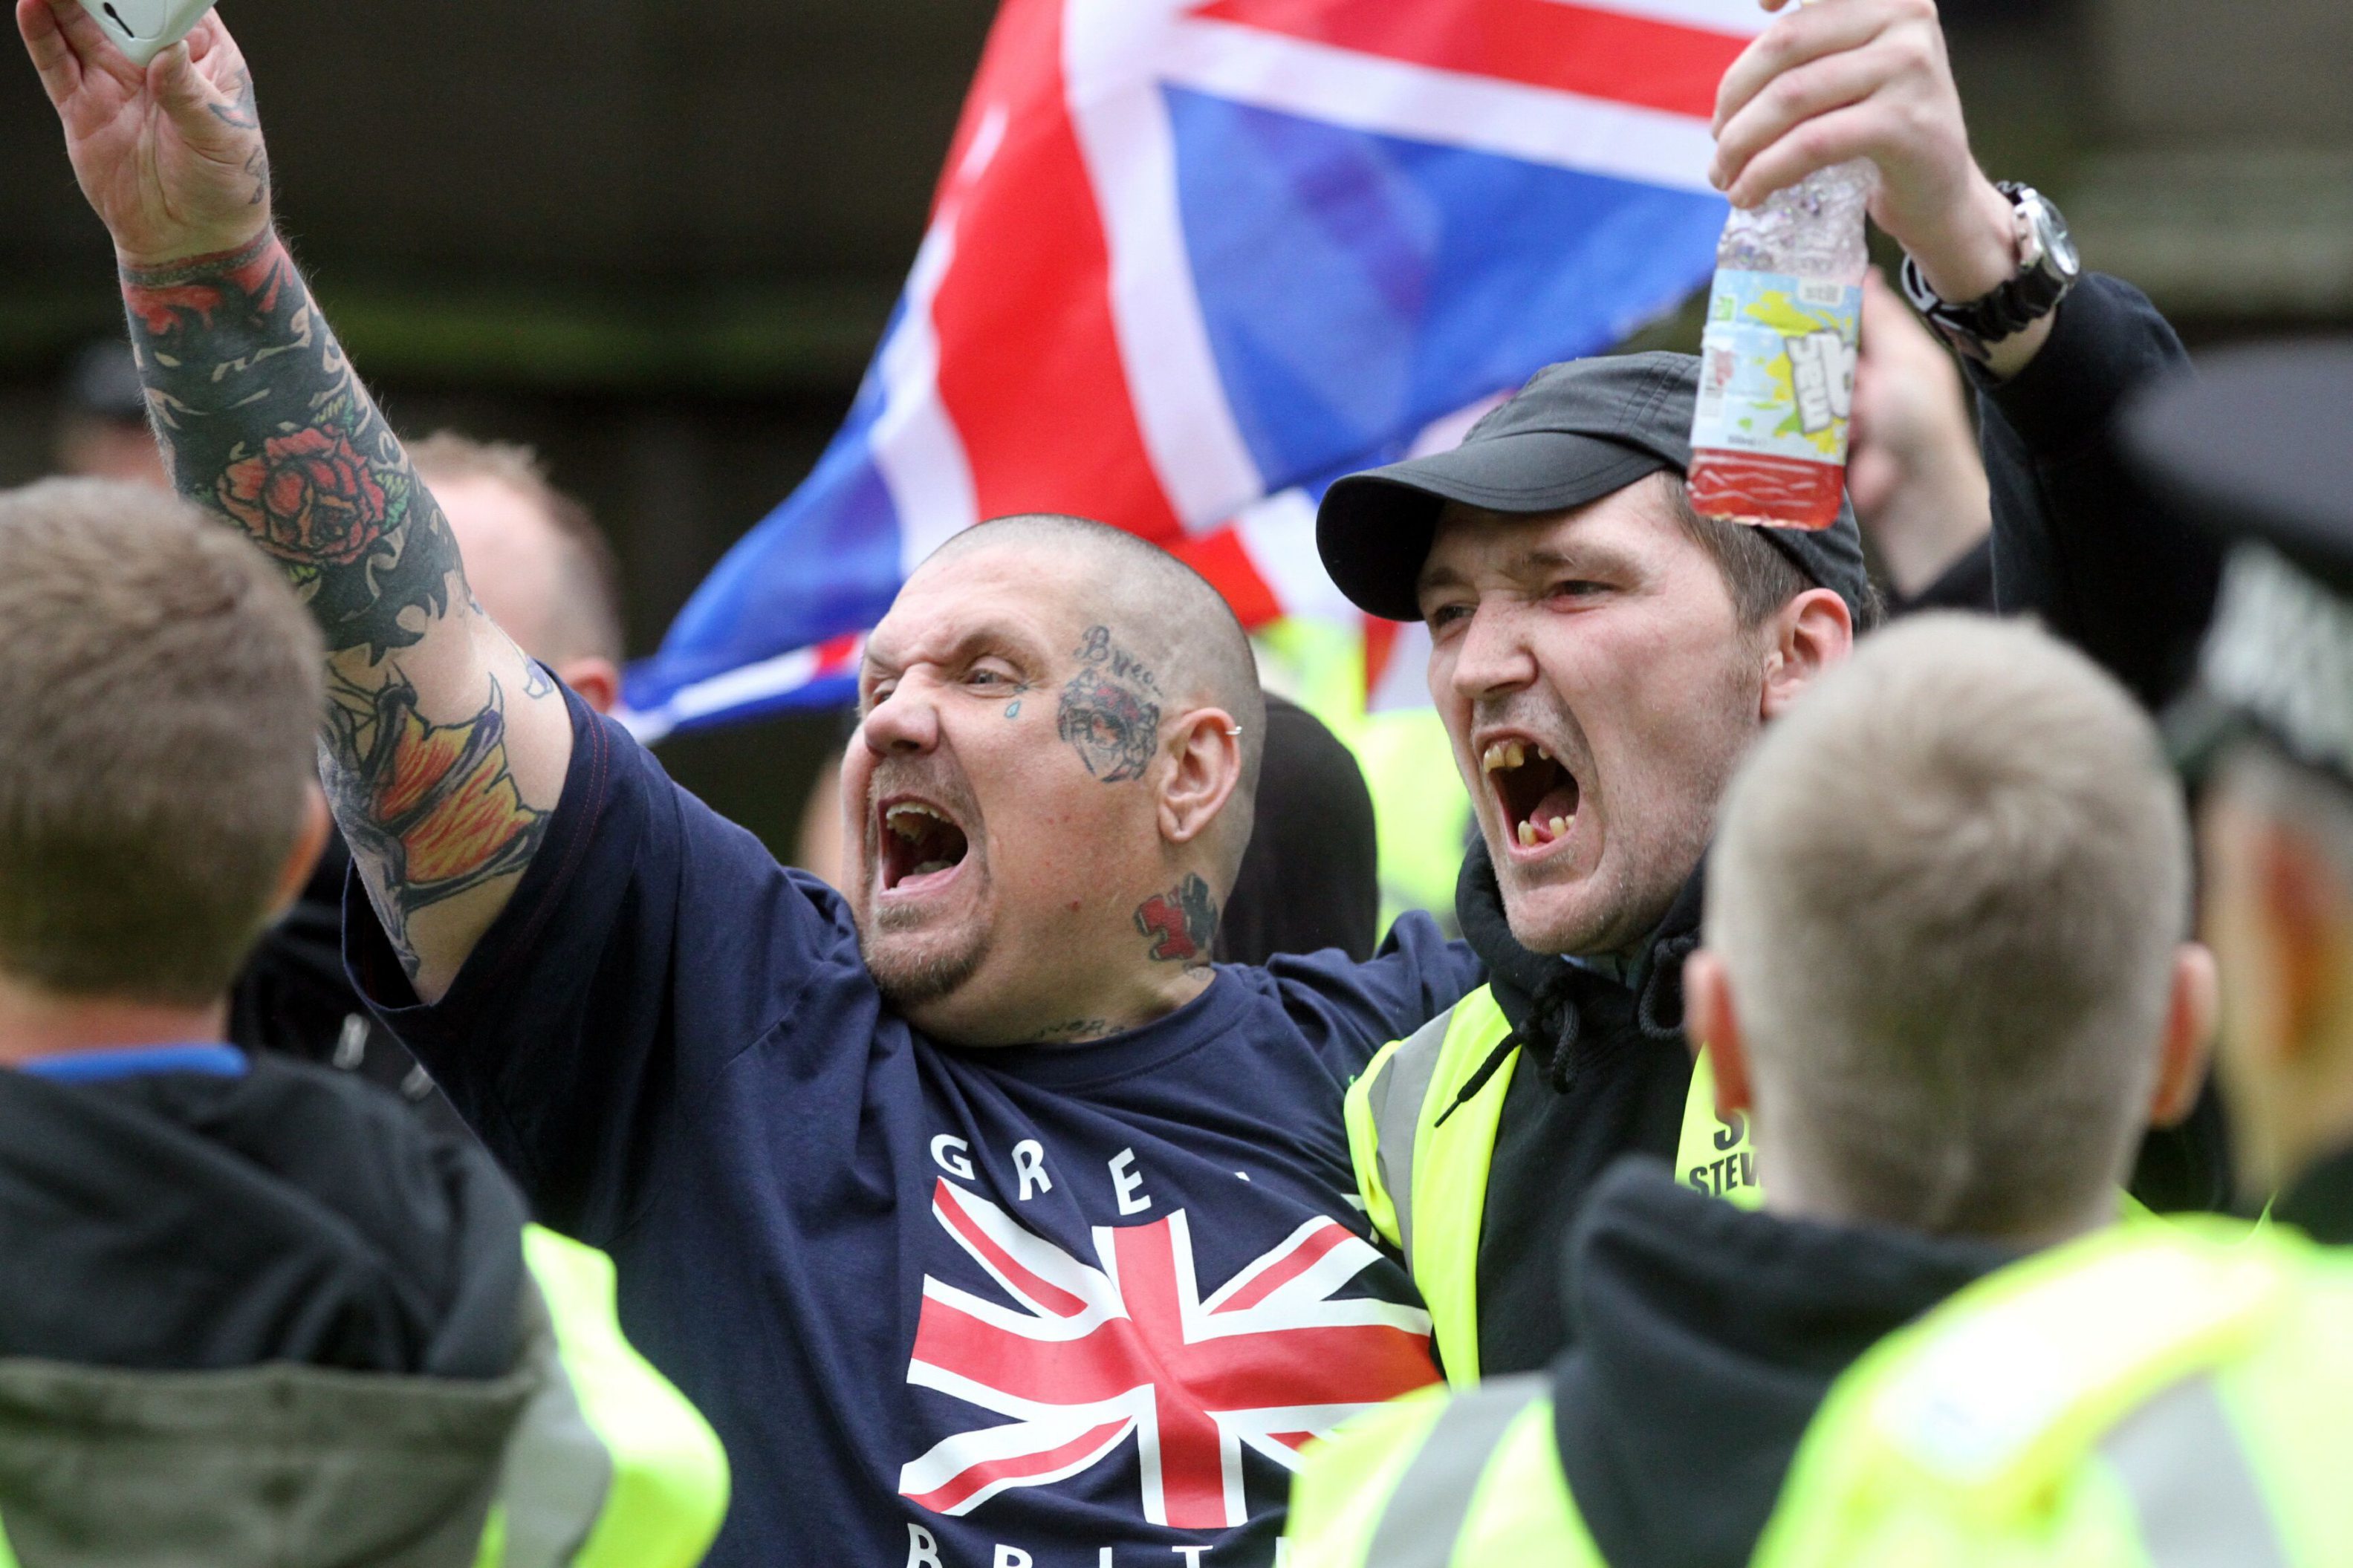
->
[1369,1006,1455,1267]
[2101,1375,2290,1568]
[1364,1374,1548,1568]
[496,1284,615,1567]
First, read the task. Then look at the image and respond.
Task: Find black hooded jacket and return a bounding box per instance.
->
[0,1053,548,1568]
[0,1052,523,1373]
[1548,1162,2014,1568]
[1456,839,1705,1376]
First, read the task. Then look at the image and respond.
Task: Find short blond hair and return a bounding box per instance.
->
[409,432,624,663]
[1706,614,2189,1237]
[0,480,325,1003]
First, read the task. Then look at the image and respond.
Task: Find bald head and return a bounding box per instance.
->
[929,514,1267,879]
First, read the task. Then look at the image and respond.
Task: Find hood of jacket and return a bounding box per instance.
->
[0,1053,539,1568]
[1549,1161,2013,1568]
[1455,836,1703,1097]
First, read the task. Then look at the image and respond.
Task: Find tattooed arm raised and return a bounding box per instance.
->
[19,0,571,1001]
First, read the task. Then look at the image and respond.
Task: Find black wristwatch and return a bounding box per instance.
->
[1900,182,2081,362]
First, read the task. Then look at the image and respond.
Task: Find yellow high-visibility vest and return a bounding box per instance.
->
[1346,984,1749,1385]
[1287,1222,2343,1568]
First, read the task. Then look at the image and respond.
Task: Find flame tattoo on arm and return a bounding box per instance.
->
[123,231,562,982]
[323,668,548,967]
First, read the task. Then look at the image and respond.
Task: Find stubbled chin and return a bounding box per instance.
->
[1495,860,1623,957]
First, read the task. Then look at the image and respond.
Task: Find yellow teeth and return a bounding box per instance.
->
[885,804,949,842]
[1482,740,1528,773]
[1549,816,1570,837]
[1516,820,1538,848]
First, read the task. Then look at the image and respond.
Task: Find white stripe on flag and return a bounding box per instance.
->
[1369,620,1435,715]
[617,637,865,744]
[876,215,984,578]
[1542,0,1770,39]
[1160,18,1725,195]
[1065,0,1268,535]
[1234,489,1358,625]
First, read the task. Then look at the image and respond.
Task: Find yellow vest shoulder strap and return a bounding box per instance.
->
[479,1226,730,1568]
[1346,987,1519,1385]
[1289,1375,1597,1568]
[1759,1226,2302,1568]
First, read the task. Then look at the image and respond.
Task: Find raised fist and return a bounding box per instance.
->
[18,0,271,267]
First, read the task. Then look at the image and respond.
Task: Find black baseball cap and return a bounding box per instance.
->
[2119,341,2353,786]
[1316,351,1870,622]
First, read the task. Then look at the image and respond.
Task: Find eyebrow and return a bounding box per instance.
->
[1416,543,1642,601]
[862,622,1046,683]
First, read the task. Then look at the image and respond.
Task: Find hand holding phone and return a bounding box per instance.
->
[76,0,217,67]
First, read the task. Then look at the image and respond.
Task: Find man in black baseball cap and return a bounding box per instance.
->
[2129,344,2353,1248]
[1319,347,1875,1388]
[1314,0,2233,1394]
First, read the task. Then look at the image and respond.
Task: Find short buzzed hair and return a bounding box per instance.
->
[1664,474,1884,634]
[935,514,1268,880]
[0,481,325,1003]
[1707,614,2190,1238]
[409,432,625,664]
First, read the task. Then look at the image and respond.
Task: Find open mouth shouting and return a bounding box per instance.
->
[1481,735,1583,856]
[878,796,972,896]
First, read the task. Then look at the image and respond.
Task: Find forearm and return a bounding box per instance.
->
[1979,274,2220,709]
[123,231,572,997]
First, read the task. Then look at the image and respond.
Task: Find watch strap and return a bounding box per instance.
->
[1901,184,2076,360]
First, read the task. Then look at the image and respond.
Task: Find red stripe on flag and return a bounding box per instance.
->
[1363,615,1403,700]
[903,1416,1135,1515]
[1175,526,1285,631]
[1211,1220,1355,1313]
[1190,0,1747,119]
[929,0,1188,544]
[933,1181,1092,1319]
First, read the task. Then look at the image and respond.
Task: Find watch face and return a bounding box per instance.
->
[2029,195,2080,279]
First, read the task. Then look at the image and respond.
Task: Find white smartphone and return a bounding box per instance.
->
[77,0,219,68]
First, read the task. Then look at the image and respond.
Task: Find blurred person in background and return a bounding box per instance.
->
[1710,352,2353,1568]
[1213,693,1382,966]
[231,432,628,1133]
[21,10,1485,1564]
[1849,271,1994,614]
[0,478,724,1568]
[2163,351,2353,1252]
[51,337,166,488]
[1314,0,2230,1391]
[412,432,628,715]
[1287,614,2216,1568]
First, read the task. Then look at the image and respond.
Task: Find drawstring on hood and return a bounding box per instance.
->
[1435,839,1701,1127]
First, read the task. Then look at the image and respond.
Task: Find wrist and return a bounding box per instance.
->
[114,222,276,280]
[1908,176,2020,305]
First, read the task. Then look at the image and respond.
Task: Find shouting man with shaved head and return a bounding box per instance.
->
[16,6,1482,1564]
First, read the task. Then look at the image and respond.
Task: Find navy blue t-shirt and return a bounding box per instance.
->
[348,689,1484,1567]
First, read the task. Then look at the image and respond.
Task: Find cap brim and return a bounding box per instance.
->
[2120,342,2353,593]
[1318,432,1672,621]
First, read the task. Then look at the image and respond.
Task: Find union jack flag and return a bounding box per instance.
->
[899,1179,1436,1527]
[623,0,1766,738]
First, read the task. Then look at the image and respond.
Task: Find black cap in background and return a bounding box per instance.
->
[2122,341,2353,786]
[62,339,149,424]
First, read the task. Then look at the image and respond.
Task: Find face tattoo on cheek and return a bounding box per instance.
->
[1057,625,1162,783]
